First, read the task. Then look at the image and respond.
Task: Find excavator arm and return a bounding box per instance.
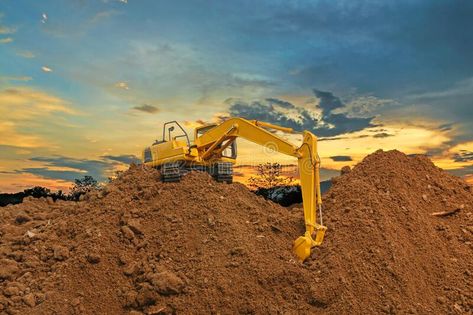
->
[195,117,327,261]
[294,131,326,260]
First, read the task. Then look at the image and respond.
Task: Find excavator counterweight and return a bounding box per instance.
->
[142,117,327,261]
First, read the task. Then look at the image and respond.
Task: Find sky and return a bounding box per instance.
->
[0,0,472,192]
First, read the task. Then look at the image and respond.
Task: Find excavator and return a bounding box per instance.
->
[142,117,327,261]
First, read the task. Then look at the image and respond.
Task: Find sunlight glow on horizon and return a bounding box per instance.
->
[0,1,471,192]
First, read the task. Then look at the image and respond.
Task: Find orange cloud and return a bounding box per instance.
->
[0,87,77,115]
[432,141,473,169]
[0,122,48,148]
[0,87,79,148]
[317,125,450,169]
[0,172,72,193]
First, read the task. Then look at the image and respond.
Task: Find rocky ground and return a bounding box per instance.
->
[0,150,471,314]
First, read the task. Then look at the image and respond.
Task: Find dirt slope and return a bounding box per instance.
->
[0,150,471,314]
[307,150,473,314]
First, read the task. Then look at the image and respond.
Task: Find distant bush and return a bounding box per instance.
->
[69,175,99,201]
[0,175,101,207]
[0,186,68,207]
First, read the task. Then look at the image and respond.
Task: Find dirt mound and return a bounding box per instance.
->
[0,150,471,314]
[0,166,313,314]
[306,150,473,314]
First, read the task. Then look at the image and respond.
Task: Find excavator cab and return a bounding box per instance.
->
[159,121,191,146]
[142,121,192,166]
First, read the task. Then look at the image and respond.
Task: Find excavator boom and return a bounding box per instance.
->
[195,118,327,261]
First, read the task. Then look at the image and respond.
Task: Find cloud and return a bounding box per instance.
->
[0,172,73,193]
[0,87,78,148]
[40,8,122,38]
[437,123,454,132]
[0,26,15,35]
[0,76,33,84]
[228,89,376,137]
[231,73,275,88]
[17,154,140,183]
[41,66,53,72]
[453,150,473,163]
[314,89,344,113]
[330,155,353,162]
[265,98,295,109]
[0,121,47,148]
[101,154,141,164]
[448,165,473,178]
[133,104,159,114]
[0,37,13,44]
[25,156,116,182]
[183,119,207,128]
[115,81,129,90]
[16,50,35,58]
[373,132,394,138]
[317,131,391,142]
[257,1,473,92]
[0,14,16,35]
[89,10,121,24]
[313,89,377,136]
[19,168,88,183]
[398,76,473,148]
[409,77,473,100]
[0,88,76,115]
[344,96,395,117]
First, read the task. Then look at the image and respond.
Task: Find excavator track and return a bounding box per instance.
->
[161,162,233,183]
[161,162,182,182]
[211,162,233,183]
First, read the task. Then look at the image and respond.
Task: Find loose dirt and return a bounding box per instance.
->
[0,150,471,314]
[306,150,473,314]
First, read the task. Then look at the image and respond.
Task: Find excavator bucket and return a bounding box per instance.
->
[293,225,327,261]
[293,234,313,261]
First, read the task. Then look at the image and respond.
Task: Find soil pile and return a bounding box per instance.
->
[306,150,473,314]
[0,150,471,314]
[0,166,314,314]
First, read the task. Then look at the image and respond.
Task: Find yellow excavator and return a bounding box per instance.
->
[142,117,326,261]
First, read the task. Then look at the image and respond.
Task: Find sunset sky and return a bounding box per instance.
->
[0,0,472,192]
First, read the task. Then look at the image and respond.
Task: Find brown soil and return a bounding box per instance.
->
[306,150,473,314]
[0,150,472,315]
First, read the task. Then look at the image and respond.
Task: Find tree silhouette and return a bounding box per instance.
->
[70,175,99,200]
[248,163,294,190]
[23,186,51,198]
